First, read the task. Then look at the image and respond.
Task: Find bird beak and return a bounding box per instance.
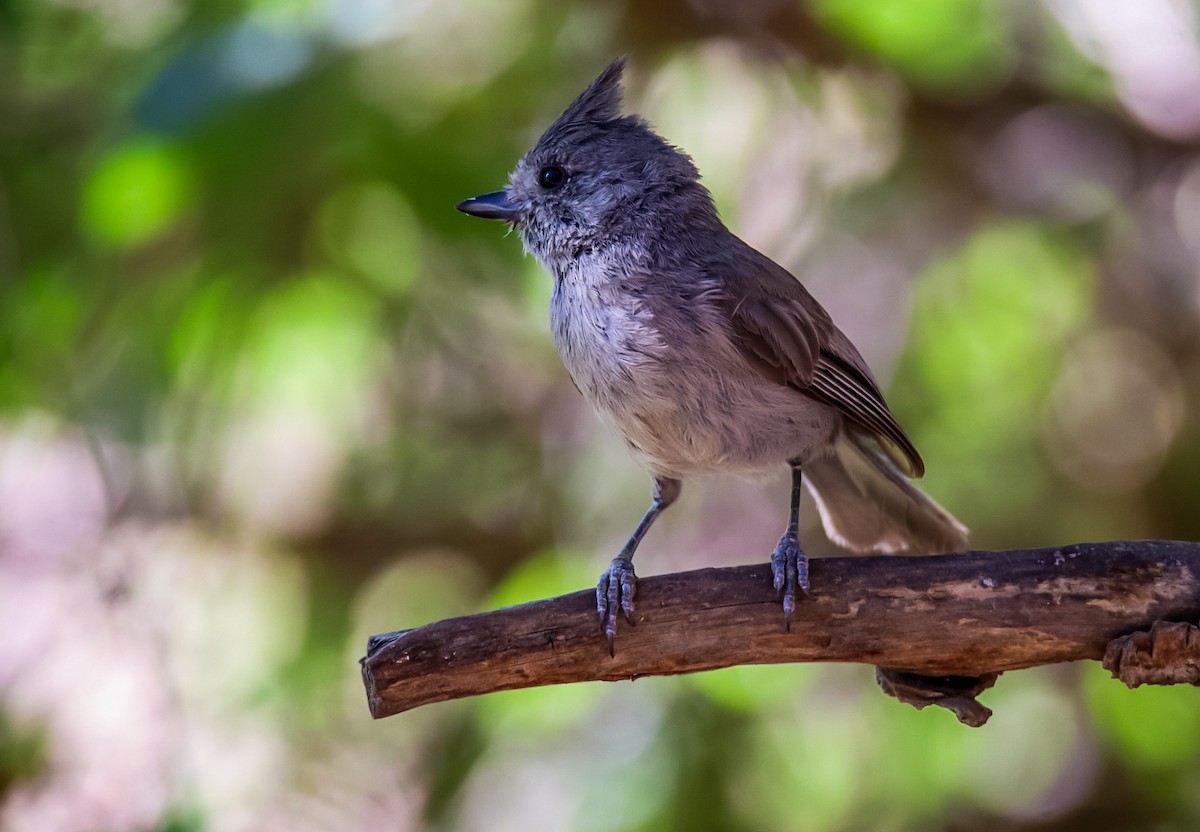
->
[456,190,521,222]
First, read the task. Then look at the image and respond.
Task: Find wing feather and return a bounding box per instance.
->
[721,251,925,477]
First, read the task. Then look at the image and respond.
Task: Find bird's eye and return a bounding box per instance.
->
[538,165,567,190]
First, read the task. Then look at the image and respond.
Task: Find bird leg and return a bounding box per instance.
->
[597,476,680,655]
[771,461,810,629]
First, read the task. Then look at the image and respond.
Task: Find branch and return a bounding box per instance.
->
[361,541,1200,724]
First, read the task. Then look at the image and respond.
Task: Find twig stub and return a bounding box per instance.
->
[1104,619,1200,688]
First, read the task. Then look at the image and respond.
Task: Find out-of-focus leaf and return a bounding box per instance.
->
[892,220,1095,535]
[0,265,79,407]
[1084,662,1200,771]
[811,0,1015,94]
[686,663,818,713]
[236,273,381,425]
[318,180,421,296]
[486,546,592,609]
[82,139,195,247]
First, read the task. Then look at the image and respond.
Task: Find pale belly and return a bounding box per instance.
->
[550,289,840,478]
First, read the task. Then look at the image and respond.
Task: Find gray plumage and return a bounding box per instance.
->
[458,57,967,649]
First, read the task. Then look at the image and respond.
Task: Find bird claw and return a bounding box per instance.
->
[597,557,637,656]
[771,534,809,630]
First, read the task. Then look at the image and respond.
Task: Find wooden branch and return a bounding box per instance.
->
[361,541,1200,723]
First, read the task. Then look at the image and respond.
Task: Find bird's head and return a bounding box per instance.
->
[457,58,709,272]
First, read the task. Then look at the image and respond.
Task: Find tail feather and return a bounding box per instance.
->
[804,433,967,554]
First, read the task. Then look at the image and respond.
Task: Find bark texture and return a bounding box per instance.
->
[361,540,1200,723]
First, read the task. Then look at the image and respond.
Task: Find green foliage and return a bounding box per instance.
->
[0,1,1198,830]
[83,139,196,247]
[0,710,45,796]
[1085,663,1200,773]
[892,221,1095,535]
[811,0,1014,94]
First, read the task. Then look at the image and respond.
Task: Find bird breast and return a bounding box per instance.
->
[548,261,839,478]
[550,270,666,410]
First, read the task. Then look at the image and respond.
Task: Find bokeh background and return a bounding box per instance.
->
[3,0,1200,829]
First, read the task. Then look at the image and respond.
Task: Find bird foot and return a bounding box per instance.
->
[596,556,637,656]
[771,533,809,630]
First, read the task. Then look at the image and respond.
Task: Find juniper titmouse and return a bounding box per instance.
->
[458,58,967,652]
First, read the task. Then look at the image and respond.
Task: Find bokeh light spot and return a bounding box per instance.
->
[1084,661,1200,770]
[318,181,420,295]
[1043,328,1185,493]
[812,0,1015,94]
[82,139,194,247]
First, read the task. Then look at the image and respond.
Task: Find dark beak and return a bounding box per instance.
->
[456,190,521,222]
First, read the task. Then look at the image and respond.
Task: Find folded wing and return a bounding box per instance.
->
[720,250,925,478]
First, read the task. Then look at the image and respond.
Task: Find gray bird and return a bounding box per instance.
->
[457,58,967,651]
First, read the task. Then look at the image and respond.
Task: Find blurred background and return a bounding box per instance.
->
[2,0,1200,829]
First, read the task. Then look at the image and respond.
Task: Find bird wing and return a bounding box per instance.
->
[720,248,925,478]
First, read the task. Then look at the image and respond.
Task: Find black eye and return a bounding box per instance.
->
[538,165,567,190]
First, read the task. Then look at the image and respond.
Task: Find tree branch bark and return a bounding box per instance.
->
[361,540,1200,723]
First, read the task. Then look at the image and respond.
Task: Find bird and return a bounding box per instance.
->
[456,57,967,653]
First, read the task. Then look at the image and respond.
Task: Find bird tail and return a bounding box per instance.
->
[803,431,968,554]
